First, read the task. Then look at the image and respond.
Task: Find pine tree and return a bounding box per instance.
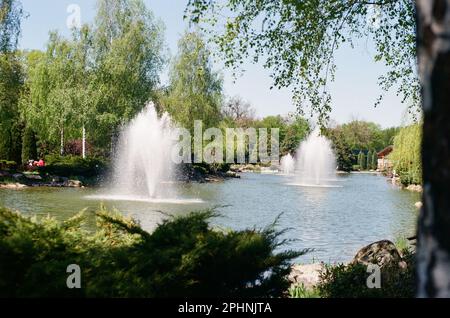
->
[366,150,372,170]
[360,152,366,170]
[372,150,378,170]
[357,151,363,170]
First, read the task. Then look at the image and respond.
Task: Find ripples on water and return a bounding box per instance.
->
[0,173,420,263]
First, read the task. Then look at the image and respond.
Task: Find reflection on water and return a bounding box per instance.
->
[0,173,420,263]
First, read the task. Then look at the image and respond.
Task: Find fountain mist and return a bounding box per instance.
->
[294,127,337,186]
[111,103,175,198]
[280,154,295,174]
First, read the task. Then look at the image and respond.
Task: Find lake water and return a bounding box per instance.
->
[0,172,420,263]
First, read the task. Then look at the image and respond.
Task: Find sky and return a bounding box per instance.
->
[19,0,410,128]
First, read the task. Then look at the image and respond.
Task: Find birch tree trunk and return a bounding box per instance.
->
[82,125,86,159]
[60,127,64,156]
[416,0,450,297]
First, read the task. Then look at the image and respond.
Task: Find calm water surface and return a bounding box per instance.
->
[0,173,420,263]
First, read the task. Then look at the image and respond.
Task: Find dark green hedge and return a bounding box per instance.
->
[39,155,107,178]
[0,207,305,298]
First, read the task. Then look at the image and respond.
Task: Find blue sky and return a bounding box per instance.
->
[19,0,409,128]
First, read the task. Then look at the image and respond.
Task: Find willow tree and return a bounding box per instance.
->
[185,0,419,123]
[162,32,223,132]
[23,0,165,155]
[92,0,165,149]
[22,32,88,155]
[390,124,422,185]
[186,0,450,296]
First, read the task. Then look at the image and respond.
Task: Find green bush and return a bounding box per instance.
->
[0,160,17,170]
[288,284,320,298]
[0,207,306,297]
[39,155,107,178]
[317,251,415,298]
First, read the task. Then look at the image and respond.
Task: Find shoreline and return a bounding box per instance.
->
[0,167,241,190]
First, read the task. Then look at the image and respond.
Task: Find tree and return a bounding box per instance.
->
[185,0,419,123]
[416,0,450,297]
[339,121,385,151]
[0,0,24,53]
[366,150,372,170]
[357,151,366,170]
[186,0,450,296]
[222,95,255,127]
[281,115,310,155]
[0,53,23,161]
[325,126,354,172]
[21,126,37,162]
[162,32,223,132]
[381,127,400,148]
[390,124,422,185]
[21,32,83,155]
[22,0,165,156]
[0,0,24,162]
[372,150,378,171]
[92,0,165,148]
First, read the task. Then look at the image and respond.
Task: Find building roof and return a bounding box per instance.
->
[377,145,393,158]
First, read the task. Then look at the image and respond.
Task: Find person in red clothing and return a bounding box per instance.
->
[37,159,45,167]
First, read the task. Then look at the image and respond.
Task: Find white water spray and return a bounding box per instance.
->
[293,128,338,187]
[280,153,295,174]
[111,103,175,198]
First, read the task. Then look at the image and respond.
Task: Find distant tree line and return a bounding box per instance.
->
[0,0,408,172]
[0,0,312,166]
[324,120,400,172]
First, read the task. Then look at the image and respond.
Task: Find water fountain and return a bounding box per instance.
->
[290,127,339,187]
[280,153,295,174]
[87,102,201,203]
[111,103,175,199]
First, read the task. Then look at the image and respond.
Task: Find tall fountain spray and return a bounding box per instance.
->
[294,127,337,186]
[111,103,175,198]
[280,153,295,174]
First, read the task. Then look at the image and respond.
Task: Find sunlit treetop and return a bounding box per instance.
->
[185,0,419,124]
[0,0,25,53]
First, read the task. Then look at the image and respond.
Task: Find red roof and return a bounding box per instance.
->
[377,146,393,158]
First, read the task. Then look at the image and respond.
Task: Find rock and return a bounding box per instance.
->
[12,173,24,180]
[406,184,423,192]
[68,180,83,187]
[25,174,42,180]
[352,240,403,268]
[52,176,62,183]
[0,183,27,189]
[225,171,240,178]
[289,263,324,289]
[229,164,243,172]
[415,201,423,209]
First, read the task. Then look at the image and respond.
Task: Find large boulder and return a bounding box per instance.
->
[289,263,324,289]
[351,240,405,269]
